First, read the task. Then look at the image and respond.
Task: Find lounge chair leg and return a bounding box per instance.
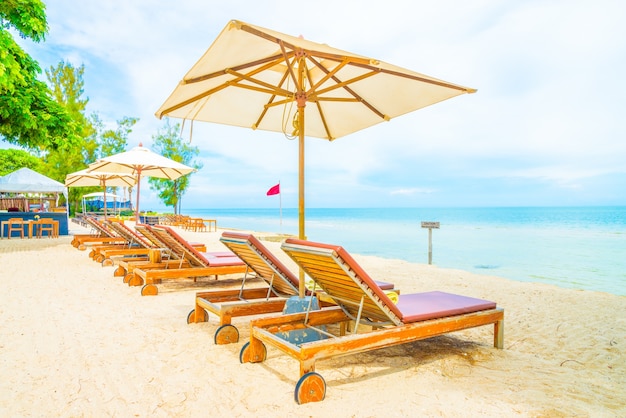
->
[494,319,504,349]
[186,308,208,324]
[128,275,144,286]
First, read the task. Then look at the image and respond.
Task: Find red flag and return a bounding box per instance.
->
[266,183,280,196]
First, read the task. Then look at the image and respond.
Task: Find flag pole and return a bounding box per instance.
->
[279,181,282,233]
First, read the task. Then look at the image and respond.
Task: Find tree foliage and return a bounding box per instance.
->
[0,0,80,151]
[0,148,43,176]
[148,120,202,214]
[41,61,138,212]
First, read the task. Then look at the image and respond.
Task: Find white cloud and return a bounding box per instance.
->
[8,0,626,207]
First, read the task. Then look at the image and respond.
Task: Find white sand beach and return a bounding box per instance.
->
[0,221,624,417]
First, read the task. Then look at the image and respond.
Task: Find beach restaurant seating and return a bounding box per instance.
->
[129,225,247,296]
[240,238,505,404]
[6,217,24,239]
[35,218,58,238]
[188,232,397,345]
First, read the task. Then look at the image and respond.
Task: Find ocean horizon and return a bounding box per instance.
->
[185,206,626,296]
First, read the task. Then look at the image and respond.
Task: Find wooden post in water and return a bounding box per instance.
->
[421,221,440,265]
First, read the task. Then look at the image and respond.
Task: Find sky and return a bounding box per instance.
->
[8,0,626,210]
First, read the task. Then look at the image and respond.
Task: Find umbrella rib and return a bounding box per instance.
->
[160,54,296,118]
[183,53,288,85]
[306,55,387,120]
[350,61,477,93]
[224,69,293,97]
[253,67,293,130]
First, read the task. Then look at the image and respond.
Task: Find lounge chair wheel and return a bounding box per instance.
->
[128,275,144,286]
[78,244,86,251]
[239,341,266,363]
[102,258,114,267]
[95,254,105,263]
[113,266,125,277]
[123,273,132,283]
[294,372,326,404]
[214,324,239,345]
[141,284,158,296]
[89,250,96,258]
[186,309,208,324]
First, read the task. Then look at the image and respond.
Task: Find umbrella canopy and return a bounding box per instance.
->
[65,167,137,219]
[156,19,476,296]
[87,144,195,221]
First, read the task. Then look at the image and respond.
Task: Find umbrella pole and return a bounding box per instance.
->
[297,97,306,298]
[135,170,142,222]
[102,179,108,220]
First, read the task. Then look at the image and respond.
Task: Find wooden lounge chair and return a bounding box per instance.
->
[113,223,206,281]
[90,221,154,265]
[188,231,397,345]
[71,216,126,250]
[240,238,505,404]
[130,225,247,296]
[85,219,148,260]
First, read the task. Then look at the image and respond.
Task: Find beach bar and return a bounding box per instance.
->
[0,168,69,237]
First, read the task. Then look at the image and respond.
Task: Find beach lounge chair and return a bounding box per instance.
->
[113,224,206,282]
[188,231,397,345]
[130,225,247,296]
[90,221,154,265]
[240,238,504,404]
[71,216,126,250]
[84,219,148,260]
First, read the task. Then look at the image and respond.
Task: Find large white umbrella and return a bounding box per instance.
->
[65,167,136,219]
[156,19,476,297]
[87,144,195,221]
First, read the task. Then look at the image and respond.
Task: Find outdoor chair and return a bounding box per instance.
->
[36,218,57,238]
[71,216,126,250]
[240,238,504,404]
[113,224,206,282]
[90,220,153,265]
[7,218,24,239]
[129,225,247,296]
[188,231,396,345]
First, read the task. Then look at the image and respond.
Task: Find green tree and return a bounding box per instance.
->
[0,0,80,150]
[0,148,43,175]
[41,61,138,213]
[148,120,202,214]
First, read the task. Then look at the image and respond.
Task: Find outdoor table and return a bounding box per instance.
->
[203,219,217,232]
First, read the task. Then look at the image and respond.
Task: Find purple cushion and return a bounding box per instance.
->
[200,254,244,267]
[396,291,496,323]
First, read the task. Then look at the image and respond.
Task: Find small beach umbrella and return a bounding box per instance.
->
[65,167,136,219]
[87,144,195,221]
[156,19,476,297]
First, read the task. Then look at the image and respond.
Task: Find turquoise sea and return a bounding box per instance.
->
[185,206,626,296]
